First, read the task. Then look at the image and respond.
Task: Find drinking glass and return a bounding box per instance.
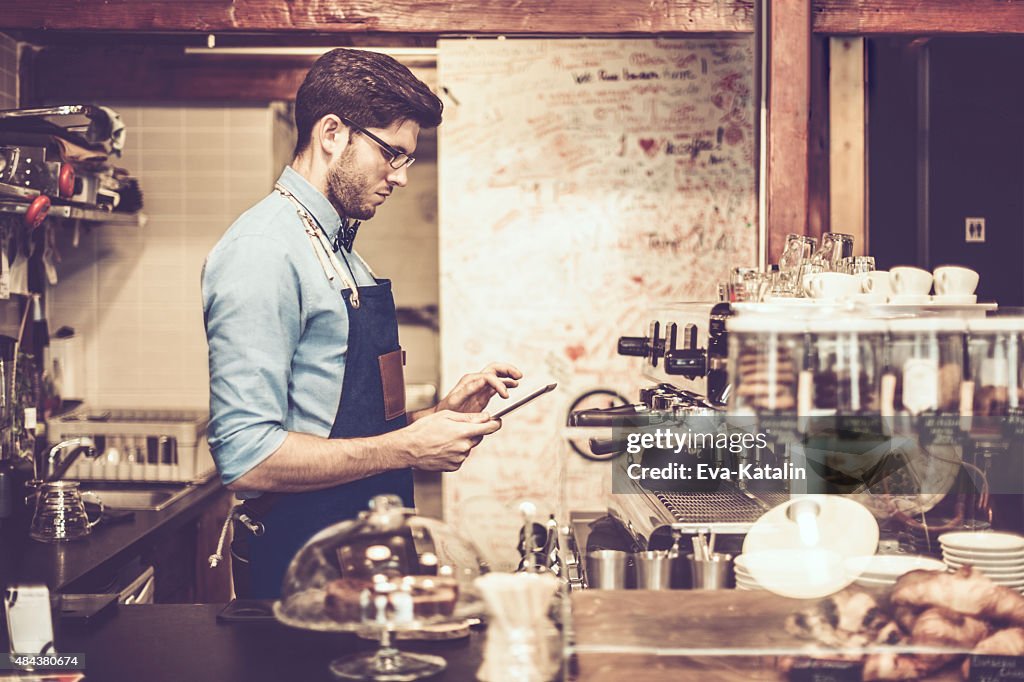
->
[815,233,855,271]
[841,256,875,275]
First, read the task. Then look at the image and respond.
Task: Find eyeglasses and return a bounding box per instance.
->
[340,117,415,170]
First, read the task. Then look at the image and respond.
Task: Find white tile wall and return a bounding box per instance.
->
[49,105,276,409]
[0,34,17,109]
[47,102,442,411]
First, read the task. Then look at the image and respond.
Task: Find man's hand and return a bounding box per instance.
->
[435,363,523,414]
[398,410,501,472]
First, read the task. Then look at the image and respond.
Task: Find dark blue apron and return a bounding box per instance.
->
[244,278,413,599]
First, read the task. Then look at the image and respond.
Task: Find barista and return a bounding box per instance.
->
[202,48,521,597]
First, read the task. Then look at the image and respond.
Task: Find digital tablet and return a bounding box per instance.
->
[492,383,557,419]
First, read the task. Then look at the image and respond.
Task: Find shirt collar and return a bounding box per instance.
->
[276,166,343,244]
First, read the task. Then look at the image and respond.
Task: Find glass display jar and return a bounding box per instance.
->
[804,316,886,415]
[727,314,807,414]
[966,316,1024,417]
[885,317,967,416]
[274,494,488,681]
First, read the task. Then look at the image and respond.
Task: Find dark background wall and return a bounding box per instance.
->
[868,37,1024,306]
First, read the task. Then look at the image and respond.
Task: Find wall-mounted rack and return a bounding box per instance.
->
[0,200,141,225]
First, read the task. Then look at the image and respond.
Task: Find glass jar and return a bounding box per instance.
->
[274,494,488,681]
[966,316,1024,417]
[886,317,967,415]
[805,316,886,414]
[727,315,807,414]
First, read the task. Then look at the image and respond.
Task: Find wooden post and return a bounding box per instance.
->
[807,35,831,240]
[828,37,866,254]
[765,0,811,265]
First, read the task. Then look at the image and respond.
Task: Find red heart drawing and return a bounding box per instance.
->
[565,344,586,362]
[638,138,659,157]
[724,125,744,145]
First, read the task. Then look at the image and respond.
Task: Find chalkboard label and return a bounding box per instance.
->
[969,654,1024,681]
[1004,408,1024,440]
[918,412,966,446]
[834,415,886,440]
[788,657,862,681]
[758,413,802,445]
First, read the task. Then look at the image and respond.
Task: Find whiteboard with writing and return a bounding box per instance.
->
[437,38,756,568]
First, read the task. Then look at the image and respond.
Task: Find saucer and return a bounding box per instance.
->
[888,294,932,304]
[762,296,817,305]
[849,292,887,304]
[931,294,977,305]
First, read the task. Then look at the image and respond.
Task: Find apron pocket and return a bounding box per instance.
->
[378,348,406,421]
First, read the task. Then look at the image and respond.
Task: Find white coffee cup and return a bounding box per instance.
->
[890,266,933,296]
[806,272,859,300]
[933,265,979,296]
[858,270,892,297]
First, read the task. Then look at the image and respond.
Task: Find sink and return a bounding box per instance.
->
[77,484,198,511]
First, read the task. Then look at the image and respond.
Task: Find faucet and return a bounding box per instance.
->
[40,437,98,483]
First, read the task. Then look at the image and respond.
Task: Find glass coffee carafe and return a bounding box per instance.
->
[29,480,104,542]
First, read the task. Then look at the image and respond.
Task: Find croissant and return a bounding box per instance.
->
[891,567,1024,625]
[863,651,939,680]
[973,626,1024,655]
[891,604,920,633]
[785,588,887,646]
[911,606,991,648]
[962,627,1024,677]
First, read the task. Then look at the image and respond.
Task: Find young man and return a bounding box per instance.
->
[203,48,521,598]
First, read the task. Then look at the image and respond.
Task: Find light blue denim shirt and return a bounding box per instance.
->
[202,166,376,489]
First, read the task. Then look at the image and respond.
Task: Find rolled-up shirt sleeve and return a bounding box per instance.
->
[203,231,299,487]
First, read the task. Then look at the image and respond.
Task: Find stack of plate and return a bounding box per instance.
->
[844,554,947,588]
[939,531,1024,591]
[733,555,764,591]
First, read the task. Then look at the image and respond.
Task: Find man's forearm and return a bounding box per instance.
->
[408,405,436,423]
[228,430,412,493]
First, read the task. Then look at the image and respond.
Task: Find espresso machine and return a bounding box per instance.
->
[572,296,1021,573]
[569,301,795,564]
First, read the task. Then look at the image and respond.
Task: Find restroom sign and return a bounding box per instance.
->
[965,217,985,243]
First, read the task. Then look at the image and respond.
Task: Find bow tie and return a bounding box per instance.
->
[332,218,361,253]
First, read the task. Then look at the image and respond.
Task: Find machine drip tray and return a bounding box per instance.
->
[655,489,791,525]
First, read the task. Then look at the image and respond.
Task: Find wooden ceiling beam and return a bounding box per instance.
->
[813,1,1024,35]
[0,1,755,35]
[21,47,316,104]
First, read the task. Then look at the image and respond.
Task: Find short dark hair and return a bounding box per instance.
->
[293,48,443,156]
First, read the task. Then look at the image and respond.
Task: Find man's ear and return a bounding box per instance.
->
[315,114,348,159]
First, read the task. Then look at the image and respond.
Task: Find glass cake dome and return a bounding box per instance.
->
[274,494,488,680]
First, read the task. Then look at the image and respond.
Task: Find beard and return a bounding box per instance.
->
[325,146,377,221]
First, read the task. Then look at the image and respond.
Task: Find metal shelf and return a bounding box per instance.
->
[0,200,141,225]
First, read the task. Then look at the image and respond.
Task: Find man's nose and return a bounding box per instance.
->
[386,164,409,188]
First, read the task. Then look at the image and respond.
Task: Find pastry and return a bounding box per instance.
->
[963,627,1024,677]
[891,567,1024,625]
[911,606,990,648]
[787,565,1024,681]
[406,575,458,618]
[324,577,372,622]
[863,651,936,680]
